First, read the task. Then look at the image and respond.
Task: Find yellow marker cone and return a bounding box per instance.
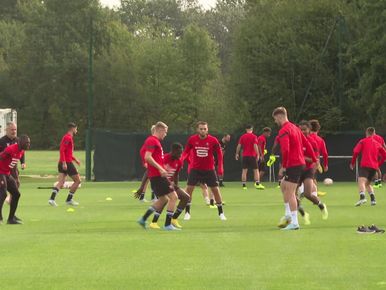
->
[106,197,112,201]
[67,208,75,212]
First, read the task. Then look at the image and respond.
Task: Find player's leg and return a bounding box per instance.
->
[355,175,368,206]
[0,175,8,223]
[210,186,226,220]
[184,185,195,220]
[66,173,81,205]
[171,187,189,228]
[241,169,248,189]
[374,169,382,188]
[134,170,149,202]
[185,169,199,220]
[200,183,210,205]
[6,167,20,205]
[209,189,216,208]
[49,171,66,206]
[164,191,178,229]
[6,175,22,224]
[206,170,226,220]
[303,177,328,219]
[366,169,377,205]
[139,195,169,229]
[279,166,302,230]
[253,168,265,190]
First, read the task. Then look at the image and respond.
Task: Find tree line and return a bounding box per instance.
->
[0,0,385,148]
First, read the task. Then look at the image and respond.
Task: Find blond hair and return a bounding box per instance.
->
[272,107,287,117]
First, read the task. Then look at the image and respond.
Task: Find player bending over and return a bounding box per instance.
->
[0,135,30,224]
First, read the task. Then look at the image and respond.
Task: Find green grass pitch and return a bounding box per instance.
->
[1,176,386,289]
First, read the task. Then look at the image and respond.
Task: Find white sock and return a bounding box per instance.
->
[284,203,291,216]
[291,211,299,225]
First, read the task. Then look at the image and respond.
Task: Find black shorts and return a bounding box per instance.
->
[0,174,20,196]
[299,168,315,184]
[284,165,305,184]
[10,167,20,188]
[359,167,377,182]
[150,176,174,197]
[58,162,78,176]
[187,169,219,188]
[258,159,267,172]
[242,156,258,169]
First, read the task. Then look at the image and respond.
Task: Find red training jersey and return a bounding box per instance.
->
[256,135,267,156]
[142,135,165,178]
[238,132,258,157]
[277,121,316,168]
[304,134,319,170]
[0,144,25,175]
[163,153,182,183]
[351,136,386,170]
[59,133,75,162]
[373,134,386,148]
[309,133,328,168]
[183,134,223,175]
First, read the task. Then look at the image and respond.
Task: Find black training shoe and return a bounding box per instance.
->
[14,216,22,222]
[7,218,23,225]
[356,226,375,234]
[368,225,385,234]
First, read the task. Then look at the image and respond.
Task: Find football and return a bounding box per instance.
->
[323,178,333,185]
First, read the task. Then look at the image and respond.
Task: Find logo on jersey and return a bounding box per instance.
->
[195,146,209,157]
[9,158,19,169]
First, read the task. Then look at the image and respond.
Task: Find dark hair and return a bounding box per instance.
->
[18,135,30,143]
[366,127,375,135]
[263,127,272,133]
[299,120,311,128]
[309,119,321,132]
[68,122,77,129]
[245,125,253,130]
[171,142,183,151]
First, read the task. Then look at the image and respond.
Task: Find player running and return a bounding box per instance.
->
[235,125,264,190]
[0,135,30,224]
[147,143,189,229]
[272,107,316,230]
[298,121,328,221]
[137,122,180,231]
[49,123,81,206]
[350,127,386,206]
[182,121,226,221]
[372,129,386,188]
[256,127,272,181]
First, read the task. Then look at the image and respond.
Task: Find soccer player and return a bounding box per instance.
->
[235,125,264,190]
[298,121,328,221]
[372,129,386,188]
[148,143,189,229]
[350,127,386,206]
[0,135,30,224]
[48,123,81,206]
[218,134,231,187]
[0,122,27,205]
[272,107,316,230]
[309,120,329,173]
[182,121,226,221]
[133,125,156,202]
[137,122,180,230]
[256,127,272,181]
